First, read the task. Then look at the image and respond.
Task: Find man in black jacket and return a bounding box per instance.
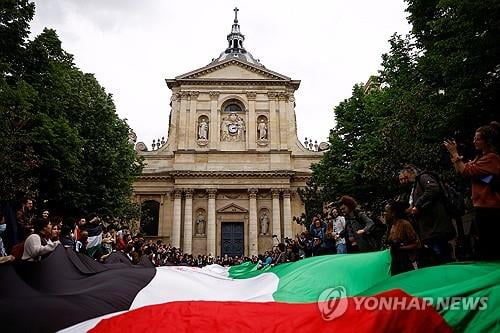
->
[399,165,456,264]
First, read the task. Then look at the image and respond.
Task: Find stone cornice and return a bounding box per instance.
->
[137,170,307,181]
[169,170,295,178]
[167,79,300,89]
[176,59,291,81]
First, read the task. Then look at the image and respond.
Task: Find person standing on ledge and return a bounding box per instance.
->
[444,121,500,260]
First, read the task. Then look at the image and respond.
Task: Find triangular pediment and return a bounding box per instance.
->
[176,59,290,81]
[217,203,248,214]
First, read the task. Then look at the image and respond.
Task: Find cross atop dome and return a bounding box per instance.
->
[234,7,239,23]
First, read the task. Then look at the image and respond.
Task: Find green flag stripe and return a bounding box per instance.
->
[360,261,500,333]
[229,251,392,302]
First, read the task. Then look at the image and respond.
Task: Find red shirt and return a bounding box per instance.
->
[461,152,500,208]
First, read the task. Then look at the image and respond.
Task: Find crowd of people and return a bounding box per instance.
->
[0,122,498,274]
[258,121,500,274]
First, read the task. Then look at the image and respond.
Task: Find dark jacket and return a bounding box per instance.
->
[412,173,456,242]
[345,208,376,252]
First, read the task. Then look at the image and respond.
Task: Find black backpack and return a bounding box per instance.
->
[419,172,466,218]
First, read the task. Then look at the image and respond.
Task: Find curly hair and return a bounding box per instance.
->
[476,121,500,152]
[339,195,358,211]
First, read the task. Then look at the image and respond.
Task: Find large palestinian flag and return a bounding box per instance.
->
[0,246,498,332]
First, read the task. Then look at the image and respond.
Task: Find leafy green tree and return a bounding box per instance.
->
[0,0,37,202]
[0,1,143,219]
[312,0,499,211]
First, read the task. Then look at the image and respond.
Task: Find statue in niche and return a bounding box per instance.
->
[237,115,245,141]
[257,118,268,140]
[260,211,269,235]
[198,118,209,140]
[196,212,206,235]
[221,112,245,142]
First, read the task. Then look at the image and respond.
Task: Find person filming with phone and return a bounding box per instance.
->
[444,121,500,260]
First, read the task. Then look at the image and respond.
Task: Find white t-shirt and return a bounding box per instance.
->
[22,234,60,261]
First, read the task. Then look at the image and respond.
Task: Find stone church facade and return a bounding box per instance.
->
[133,9,323,256]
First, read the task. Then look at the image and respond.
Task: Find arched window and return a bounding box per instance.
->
[224,103,242,112]
[140,200,160,236]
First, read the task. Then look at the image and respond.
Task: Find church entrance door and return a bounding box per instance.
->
[221,222,244,257]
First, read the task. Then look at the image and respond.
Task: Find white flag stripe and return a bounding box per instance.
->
[58,311,126,333]
[58,265,279,332]
[131,266,279,309]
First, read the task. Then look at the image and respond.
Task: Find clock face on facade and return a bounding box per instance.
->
[228,124,238,135]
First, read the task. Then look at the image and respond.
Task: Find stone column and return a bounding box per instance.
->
[268,92,279,150]
[287,93,297,147]
[209,91,219,150]
[183,189,193,254]
[178,92,189,150]
[248,188,258,256]
[247,92,257,150]
[207,189,217,256]
[278,92,288,150]
[171,190,182,248]
[169,93,180,150]
[271,188,282,241]
[188,91,199,149]
[282,189,293,240]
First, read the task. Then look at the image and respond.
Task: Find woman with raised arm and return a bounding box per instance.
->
[444,121,500,260]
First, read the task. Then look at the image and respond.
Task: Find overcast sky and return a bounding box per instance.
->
[30,0,411,147]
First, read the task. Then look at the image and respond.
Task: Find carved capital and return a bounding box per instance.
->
[271,188,281,199]
[171,93,180,101]
[184,189,194,199]
[278,92,288,101]
[180,92,190,100]
[282,189,291,198]
[267,92,277,99]
[287,93,295,102]
[173,189,182,199]
[209,91,220,100]
[206,188,217,199]
[189,91,200,99]
[246,91,257,100]
[248,188,258,199]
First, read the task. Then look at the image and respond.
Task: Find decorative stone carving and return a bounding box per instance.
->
[189,91,200,99]
[173,190,182,199]
[271,188,280,198]
[318,142,331,151]
[135,141,148,152]
[278,92,288,101]
[258,119,267,140]
[128,130,137,145]
[259,211,270,235]
[221,112,245,142]
[197,117,209,140]
[184,189,193,198]
[180,92,190,100]
[209,91,220,100]
[206,188,217,199]
[195,210,206,235]
[267,92,277,99]
[287,93,295,102]
[282,189,291,198]
[171,93,180,101]
[248,188,258,199]
[246,91,257,100]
